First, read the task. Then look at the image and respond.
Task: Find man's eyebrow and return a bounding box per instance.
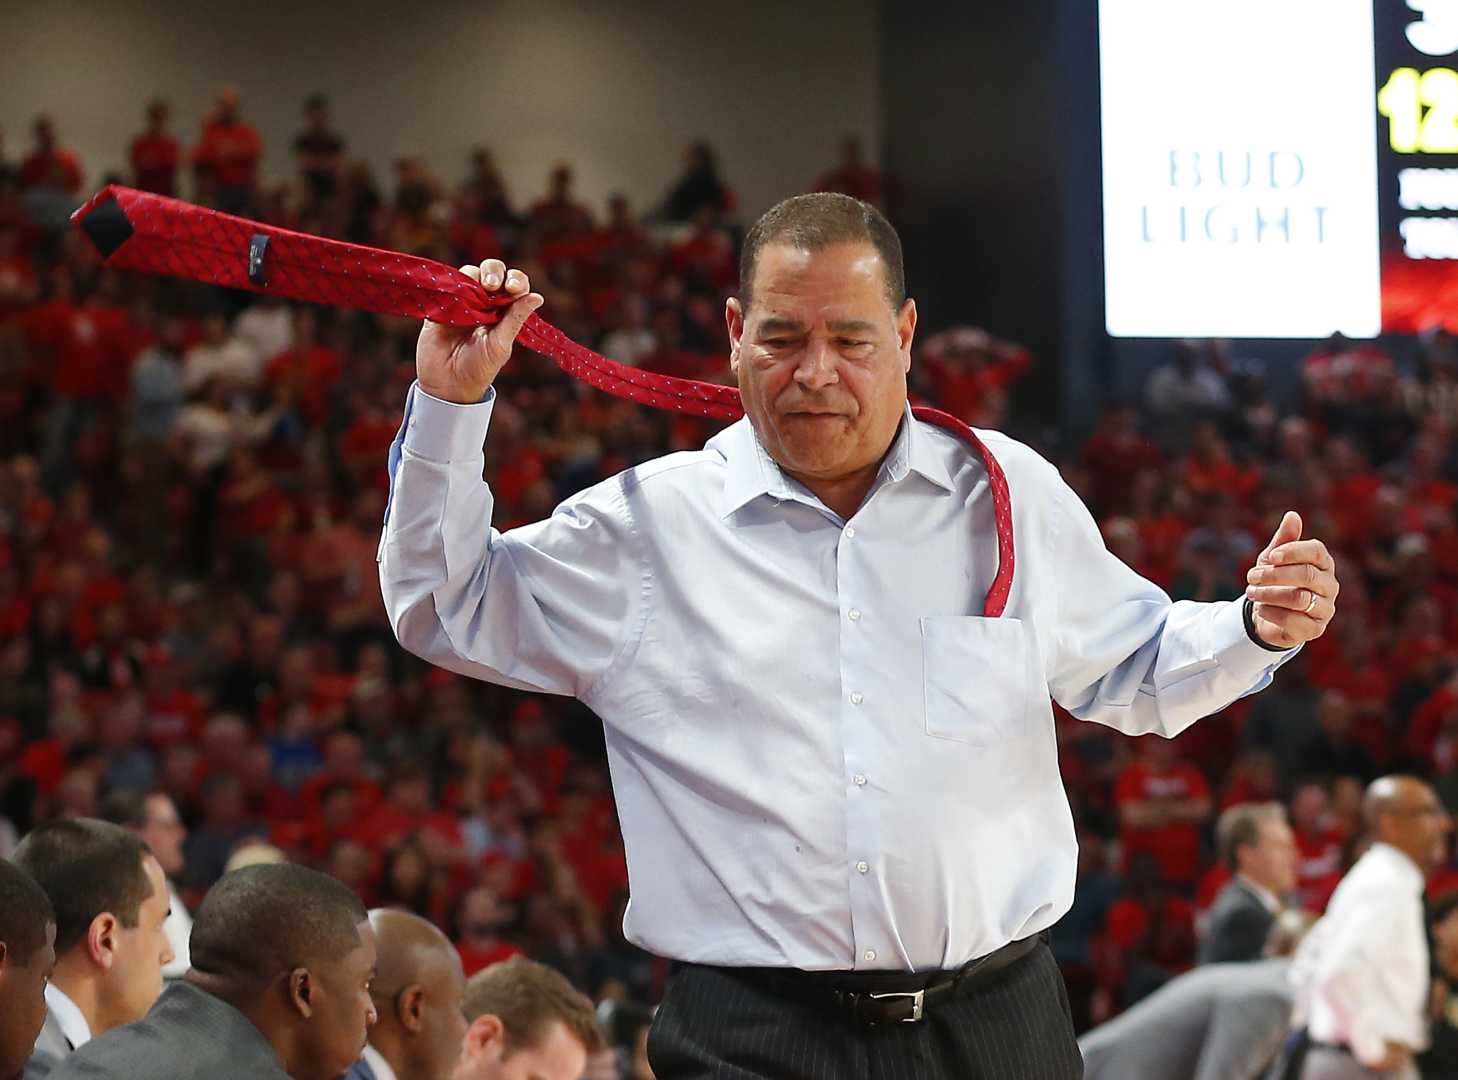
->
[756,316,804,334]
[826,319,878,334]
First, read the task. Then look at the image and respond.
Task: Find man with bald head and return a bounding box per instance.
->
[346,909,465,1080]
[1289,776,1452,1079]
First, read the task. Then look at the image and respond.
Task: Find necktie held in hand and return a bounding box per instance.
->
[72,185,1014,617]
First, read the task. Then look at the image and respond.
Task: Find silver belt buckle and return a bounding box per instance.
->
[867,988,925,1022]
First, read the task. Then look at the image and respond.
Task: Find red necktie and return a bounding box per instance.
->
[72,185,1014,617]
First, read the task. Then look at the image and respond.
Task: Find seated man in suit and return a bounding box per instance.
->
[347,909,466,1080]
[1199,801,1298,965]
[453,957,602,1080]
[12,819,173,1078]
[1081,909,1312,1080]
[50,863,377,1080]
[0,860,56,1080]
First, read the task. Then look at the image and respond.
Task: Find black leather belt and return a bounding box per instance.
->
[721,932,1045,1025]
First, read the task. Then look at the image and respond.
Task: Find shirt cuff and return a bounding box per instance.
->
[401,382,496,463]
[1213,598,1297,685]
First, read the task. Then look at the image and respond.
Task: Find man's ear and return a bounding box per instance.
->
[398,984,426,1033]
[88,913,119,973]
[726,296,745,374]
[0,940,8,971]
[287,968,315,1019]
[896,298,917,374]
[462,1014,505,1062]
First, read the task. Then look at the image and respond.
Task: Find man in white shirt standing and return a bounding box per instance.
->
[1290,776,1452,1079]
[11,820,174,1078]
[380,193,1341,1078]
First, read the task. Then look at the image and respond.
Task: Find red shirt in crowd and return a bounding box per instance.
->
[1115,760,1211,885]
[130,132,181,196]
[192,120,263,190]
[1294,826,1345,912]
[19,148,83,193]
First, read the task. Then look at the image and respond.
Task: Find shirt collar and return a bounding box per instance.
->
[1367,841,1427,892]
[1236,874,1283,914]
[45,982,93,1050]
[711,402,956,519]
[362,1044,399,1080]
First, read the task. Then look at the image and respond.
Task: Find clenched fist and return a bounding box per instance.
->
[416,258,543,404]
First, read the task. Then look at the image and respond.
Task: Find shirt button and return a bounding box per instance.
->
[856,860,869,874]
[864,949,877,962]
[848,608,861,622]
[845,526,856,539]
[850,691,864,706]
[853,773,867,786]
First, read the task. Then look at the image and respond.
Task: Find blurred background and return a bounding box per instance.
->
[2,0,1457,1071]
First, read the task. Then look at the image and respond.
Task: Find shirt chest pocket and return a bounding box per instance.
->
[921,615,1040,745]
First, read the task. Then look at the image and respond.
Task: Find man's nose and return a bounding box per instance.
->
[794,342,839,389]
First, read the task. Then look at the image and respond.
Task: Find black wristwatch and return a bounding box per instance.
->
[1243,598,1291,652]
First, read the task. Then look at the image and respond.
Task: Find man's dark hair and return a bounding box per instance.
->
[189,864,366,987]
[1216,802,1285,871]
[0,858,55,966]
[738,192,905,309]
[98,789,150,830]
[12,819,153,956]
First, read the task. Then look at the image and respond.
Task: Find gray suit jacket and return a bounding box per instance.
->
[1199,879,1277,965]
[48,982,289,1080]
[1079,958,1294,1080]
[22,1007,74,1079]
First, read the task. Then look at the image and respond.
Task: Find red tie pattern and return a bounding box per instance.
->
[72,185,1014,617]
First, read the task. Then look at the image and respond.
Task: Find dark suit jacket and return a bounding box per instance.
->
[1198,879,1276,965]
[48,982,289,1080]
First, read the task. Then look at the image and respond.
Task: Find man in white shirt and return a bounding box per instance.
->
[12,819,174,1078]
[380,193,1340,1077]
[1289,776,1452,1079]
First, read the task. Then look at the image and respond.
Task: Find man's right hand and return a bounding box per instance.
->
[416,258,543,404]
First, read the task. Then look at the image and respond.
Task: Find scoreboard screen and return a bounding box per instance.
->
[1099,0,1458,338]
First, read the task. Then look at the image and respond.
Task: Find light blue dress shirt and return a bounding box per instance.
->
[379,383,1295,972]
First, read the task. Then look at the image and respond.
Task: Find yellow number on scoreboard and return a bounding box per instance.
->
[1379,67,1458,154]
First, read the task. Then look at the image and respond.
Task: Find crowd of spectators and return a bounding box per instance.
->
[2,86,1458,1053]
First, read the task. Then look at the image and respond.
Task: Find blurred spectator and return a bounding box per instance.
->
[13,819,173,1075]
[455,956,603,1080]
[347,908,465,1080]
[654,142,731,223]
[1116,736,1212,889]
[0,858,55,1080]
[190,86,262,214]
[127,101,179,198]
[1420,890,1458,1077]
[813,135,882,206]
[453,886,521,978]
[98,790,191,979]
[18,116,82,196]
[1145,341,1232,449]
[293,93,345,205]
[529,164,594,244]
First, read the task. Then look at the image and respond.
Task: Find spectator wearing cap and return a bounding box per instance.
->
[13,819,173,1078]
[98,791,191,980]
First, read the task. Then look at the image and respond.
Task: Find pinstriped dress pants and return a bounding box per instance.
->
[647,941,1084,1079]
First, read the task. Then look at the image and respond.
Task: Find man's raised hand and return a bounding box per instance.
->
[1244,510,1339,649]
[416,259,543,404]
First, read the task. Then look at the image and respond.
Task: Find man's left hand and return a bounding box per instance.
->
[1244,511,1338,649]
